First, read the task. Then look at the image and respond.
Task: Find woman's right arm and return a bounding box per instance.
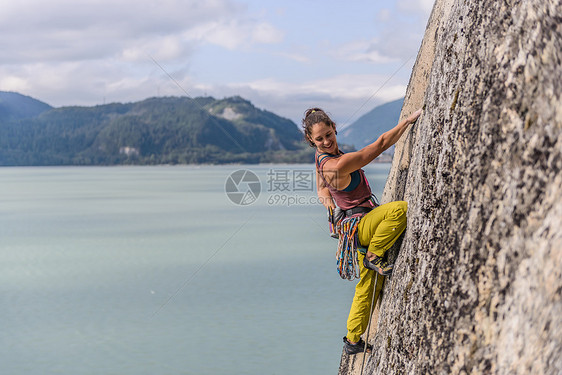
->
[316,169,336,209]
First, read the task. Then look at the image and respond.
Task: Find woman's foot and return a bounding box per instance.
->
[343,337,372,355]
[363,254,393,276]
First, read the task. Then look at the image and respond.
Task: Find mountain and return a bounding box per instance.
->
[0,91,52,122]
[339,98,404,149]
[0,95,313,166]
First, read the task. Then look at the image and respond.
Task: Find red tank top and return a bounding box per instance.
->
[315,151,373,210]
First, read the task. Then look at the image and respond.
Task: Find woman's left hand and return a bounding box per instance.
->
[407,108,423,124]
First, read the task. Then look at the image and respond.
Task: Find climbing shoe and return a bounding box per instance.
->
[363,255,393,276]
[343,337,372,355]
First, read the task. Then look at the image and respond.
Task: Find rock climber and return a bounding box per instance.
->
[302,107,422,354]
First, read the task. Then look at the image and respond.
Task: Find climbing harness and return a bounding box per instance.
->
[359,273,379,375]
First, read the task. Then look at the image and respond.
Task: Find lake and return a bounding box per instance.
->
[0,163,390,375]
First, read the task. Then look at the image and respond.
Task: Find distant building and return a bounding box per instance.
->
[119,146,140,157]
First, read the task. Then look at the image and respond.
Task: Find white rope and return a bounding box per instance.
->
[359,272,379,375]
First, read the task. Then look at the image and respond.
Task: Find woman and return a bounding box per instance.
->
[302,107,422,355]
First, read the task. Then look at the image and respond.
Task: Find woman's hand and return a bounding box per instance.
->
[406,108,423,125]
[321,107,424,184]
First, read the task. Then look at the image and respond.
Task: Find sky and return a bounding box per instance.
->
[0,0,433,126]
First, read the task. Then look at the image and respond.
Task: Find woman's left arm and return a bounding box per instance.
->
[332,109,422,175]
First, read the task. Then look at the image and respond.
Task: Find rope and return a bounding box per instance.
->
[343,55,415,126]
[335,215,363,280]
[359,272,379,375]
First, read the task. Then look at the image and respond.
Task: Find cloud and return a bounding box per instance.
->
[252,22,285,44]
[0,0,431,124]
[0,0,284,106]
[188,19,284,50]
[332,2,432,64]
[121,36,196,62]
[275,52,310,64]
[397,0,435,14]
[0,0,283,64]
[336,40,399,64]
[195,73,409,126]
[377,8,393,22]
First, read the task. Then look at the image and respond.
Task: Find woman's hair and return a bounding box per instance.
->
[302,108,337,147]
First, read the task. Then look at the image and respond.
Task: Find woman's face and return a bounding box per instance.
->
[310,122,338,154]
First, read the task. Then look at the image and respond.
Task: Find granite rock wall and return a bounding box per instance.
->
[339,0,561,374]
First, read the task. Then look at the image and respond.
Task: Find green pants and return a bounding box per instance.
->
[346,201,407,343]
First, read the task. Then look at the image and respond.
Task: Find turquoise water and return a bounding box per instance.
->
[0,164,390,375]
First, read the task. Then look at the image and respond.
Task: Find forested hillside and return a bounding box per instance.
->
[0,94,313,165]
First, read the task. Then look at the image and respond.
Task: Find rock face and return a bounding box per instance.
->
[339,0,561,374]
